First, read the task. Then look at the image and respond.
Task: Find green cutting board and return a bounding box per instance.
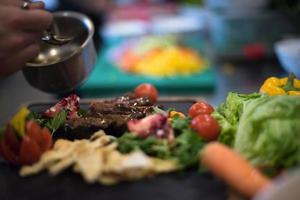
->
[79,39,216,97]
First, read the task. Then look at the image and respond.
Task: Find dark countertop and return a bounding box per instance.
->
[0,57,285,125]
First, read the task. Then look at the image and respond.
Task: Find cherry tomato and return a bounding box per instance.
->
[19,136,42,165]
[134,83,158,103]
[191,114,220,141]
[188,101,214,118]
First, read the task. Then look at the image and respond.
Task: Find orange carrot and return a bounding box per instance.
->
[200,142,272,198]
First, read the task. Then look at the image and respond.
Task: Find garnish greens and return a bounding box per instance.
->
[118,133,172,159]
[78,108,88,117]
[152,106,168,115]
[172,114,191,131]
[28,110,68,134]
[118,116,205,169]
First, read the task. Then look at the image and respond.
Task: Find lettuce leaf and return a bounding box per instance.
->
[212,111,236,146]
[234,95,300,169]
[214,92,262,146]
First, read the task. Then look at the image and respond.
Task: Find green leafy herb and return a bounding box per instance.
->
[166,107,175,113]
[118,133,171,159]
[78,108,88,117]
[171,115,191,131]
[45,110,68,134]
[153,106,168,116]
[118,128,205,169]
[27,112,47,125]
[28,110,68,134]
[173,129,205,168]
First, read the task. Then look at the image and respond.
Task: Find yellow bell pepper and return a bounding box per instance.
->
[260,73,300,96]
[9,107,30,137]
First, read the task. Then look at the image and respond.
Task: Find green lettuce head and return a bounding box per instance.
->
[234,95,300,169]
[213,92,262,146]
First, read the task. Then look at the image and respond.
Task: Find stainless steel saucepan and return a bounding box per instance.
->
[22,11,97,94]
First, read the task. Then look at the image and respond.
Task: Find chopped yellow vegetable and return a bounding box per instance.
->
[260,74,300,96]
[169,111,185,118]
[132,47,206,77]
[9,107,30,137]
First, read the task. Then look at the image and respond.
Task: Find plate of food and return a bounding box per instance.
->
[79,35,215,96]
[1,74,300,200]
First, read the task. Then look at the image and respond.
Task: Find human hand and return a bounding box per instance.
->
[0,0,53,78]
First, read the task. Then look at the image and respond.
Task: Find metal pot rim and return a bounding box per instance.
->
[26,11,95,68]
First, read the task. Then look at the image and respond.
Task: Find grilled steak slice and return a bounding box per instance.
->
[114,93,153,106]
[89,103,154,116]
[59,94,156,140]
[64,114,130,139]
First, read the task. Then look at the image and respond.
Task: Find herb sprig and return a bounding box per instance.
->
[118,116,205,169]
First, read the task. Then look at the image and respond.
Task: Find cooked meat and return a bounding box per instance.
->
[114,93,153,106]
[62,94,156,140]
[89,103,154,116]
[64,115,128,139]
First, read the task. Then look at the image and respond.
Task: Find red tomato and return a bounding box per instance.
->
[19,136,42,165]
[26,121,52,152]
[0,121,53,166]
[134,83,158,103]
[0,139,3,156]
[188,101,214,118]
[39,128,53,152]
[26,120,43,146]
[191,114,220,141]
[0,138,18,165]
[5,125,21,154]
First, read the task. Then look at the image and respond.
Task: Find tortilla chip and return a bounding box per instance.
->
[20,130,179,185]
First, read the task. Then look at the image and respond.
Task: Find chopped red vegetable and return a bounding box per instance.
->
[127,114,174,142]
[44,94,80,119]
[0,120,53,166]
[19,135,42,165]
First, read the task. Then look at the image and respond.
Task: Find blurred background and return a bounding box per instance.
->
[1,0,300,123]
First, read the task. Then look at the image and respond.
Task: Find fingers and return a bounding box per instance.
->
[0,0,23,7]
[13,43,40,65]
[0,44,40,78]
[0,31,42,54]
[0,0,51,77]
[6,8,53,31]
[0,0,45,9]
[0,1,52,31]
